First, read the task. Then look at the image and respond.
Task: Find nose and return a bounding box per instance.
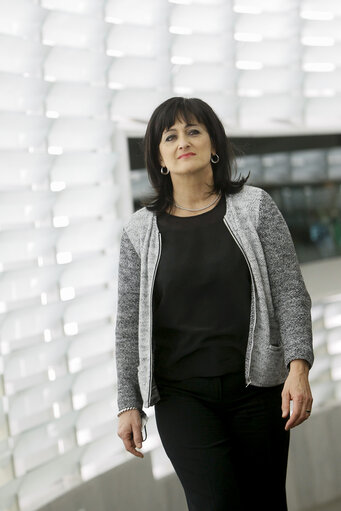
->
[178,135,190,150]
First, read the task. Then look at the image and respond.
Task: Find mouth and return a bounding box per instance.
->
[178,152,196,159]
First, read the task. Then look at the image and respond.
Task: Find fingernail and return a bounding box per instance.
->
[137,443,142,448]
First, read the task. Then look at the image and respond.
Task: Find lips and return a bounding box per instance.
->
[178,152,196,159]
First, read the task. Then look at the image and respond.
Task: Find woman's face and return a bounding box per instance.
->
[158,116,215,176]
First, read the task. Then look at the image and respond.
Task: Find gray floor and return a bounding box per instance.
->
[161,472,341,511]
[308,500,341,511]
[36,401,341,511]
[35,457,341,511]
[159,471,341,511]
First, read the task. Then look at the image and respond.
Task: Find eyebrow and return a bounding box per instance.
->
[164,123,199,134]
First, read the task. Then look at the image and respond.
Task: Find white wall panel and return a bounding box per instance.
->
[0,1,340,510]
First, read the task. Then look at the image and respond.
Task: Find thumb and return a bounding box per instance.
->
[282,390,290,418]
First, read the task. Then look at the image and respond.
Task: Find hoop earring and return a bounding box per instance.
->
[160,166,170,175]
[210,153,219,164]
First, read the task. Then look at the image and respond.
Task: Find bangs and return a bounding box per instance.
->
[154,98,208,142]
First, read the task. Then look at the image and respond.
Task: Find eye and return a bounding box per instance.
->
[164,129,200,142]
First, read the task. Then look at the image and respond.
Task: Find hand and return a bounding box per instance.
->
[281,359,313,431]
[117,409,144,458]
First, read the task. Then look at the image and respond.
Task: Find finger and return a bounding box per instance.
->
[292,410,309,429]
[298,397,313,424]
[285,395,303,430]
[122,434,144,458]
[296,391,313,425]
[132,423,143,449]
[281,389,290,418]
[286,395,311,430]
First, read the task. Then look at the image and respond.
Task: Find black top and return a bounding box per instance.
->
[152,193,252,382]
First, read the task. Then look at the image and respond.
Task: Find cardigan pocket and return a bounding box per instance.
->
[269,316,282,348]
[265,344,287,384]
[269,344,283,351]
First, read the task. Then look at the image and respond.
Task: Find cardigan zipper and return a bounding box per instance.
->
[223,217,256,386]
[147,230,162,406]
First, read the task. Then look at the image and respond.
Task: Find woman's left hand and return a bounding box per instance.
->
[281,359,313,431]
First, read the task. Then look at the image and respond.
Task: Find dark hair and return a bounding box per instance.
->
[140,96,250,214]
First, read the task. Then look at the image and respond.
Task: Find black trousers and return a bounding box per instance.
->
[154,371,290,511]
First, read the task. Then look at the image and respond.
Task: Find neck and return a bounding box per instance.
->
[167,189,221,217]
[174,191,217,209]
[171,173,216,210]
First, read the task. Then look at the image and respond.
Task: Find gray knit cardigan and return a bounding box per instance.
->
[114,185,314,417]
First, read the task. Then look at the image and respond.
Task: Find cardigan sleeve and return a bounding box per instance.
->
[114,227,143,414]
[257,189,314,370]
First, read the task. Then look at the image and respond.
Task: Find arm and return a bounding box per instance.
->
[114,227,145,456]
[257,188,314,370]
[257,189,314,429]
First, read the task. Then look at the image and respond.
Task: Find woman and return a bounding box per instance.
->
[115,97,314,511]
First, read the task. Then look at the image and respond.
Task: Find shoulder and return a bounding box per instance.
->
[227,185,265,224]
[123,206,153,232]
[226,185,277,232]
[230,184,264,205]
[121,206,154,251]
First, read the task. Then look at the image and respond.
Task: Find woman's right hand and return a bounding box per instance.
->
[117,409,144,458]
